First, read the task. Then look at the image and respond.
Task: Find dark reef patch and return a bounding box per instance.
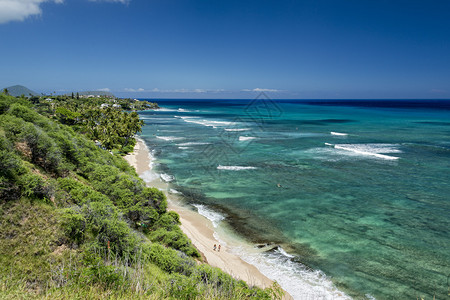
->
[414,121,450,126]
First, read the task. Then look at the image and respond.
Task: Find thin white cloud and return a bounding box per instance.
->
[124,88,227,94]
[192,89,206,93]
[167,88,210,93]
[0,0,63,24]
[145,88,207,93]
[211,89,225,93]
[172,89,194,93]
[242,88,282,92]
[97,88,111,92]
[124,87,145,92]
[0,0,129,24]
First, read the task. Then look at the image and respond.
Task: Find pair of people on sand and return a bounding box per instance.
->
[213,244,221,252]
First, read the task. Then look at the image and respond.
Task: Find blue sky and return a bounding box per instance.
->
[1,0,449,99]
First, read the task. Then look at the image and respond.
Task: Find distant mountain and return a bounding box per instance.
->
[2,85,39,97]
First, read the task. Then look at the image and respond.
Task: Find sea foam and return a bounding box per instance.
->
[156,108,178,112]
[330,131,348,136]
[190,203,352,300]
[217,165,257,171]
[179,117,237,129]
[177,142,211,146]
[169,189,181,194]
[318,143,401,160]
[174,116,200,119]
[333,144,400,160]
[235,246,352,300]
[160,173,175,182]
[277,246,295,258]
[239,136,257,141]
[192,204,225,228]
[224,128,251,132]
[140,170,159,184]
[156,136,185,141]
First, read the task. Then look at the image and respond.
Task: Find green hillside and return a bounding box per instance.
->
[0,94,281,299]
[2,85,39,97]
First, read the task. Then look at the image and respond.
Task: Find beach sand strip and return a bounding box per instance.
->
[124,138,292,297]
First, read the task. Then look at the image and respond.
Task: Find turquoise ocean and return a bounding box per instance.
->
[137,98,450,299]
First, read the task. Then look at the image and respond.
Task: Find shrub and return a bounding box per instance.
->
[167,273,201,300]
[48,131,78,170]
[60,200,141,259]
[0,94,31,115]
[82,201,140,258]
[0,175,21,202]
[57,177,109,205]
[0,136,22,178]
[60,207,86,245]
[153,211,181,230]
[15,122,65,174]
[123,202,159,230]
[145,243,195,275]
[8,103,40,123]
[77,251,126,288]
[149,212,199,257]
[121,143,135,153]
[109,175,141,208]
[17,171,53,201]
[149,227,200,258]
[0,135,24,202]
[88,165,119,193]
[0,114,26,138]
[140,187,167,214]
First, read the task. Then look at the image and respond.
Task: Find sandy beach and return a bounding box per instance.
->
[124,138,291,296]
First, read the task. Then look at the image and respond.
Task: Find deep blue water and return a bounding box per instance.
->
[138,99,450,299]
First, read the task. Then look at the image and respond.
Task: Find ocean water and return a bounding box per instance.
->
[137,98,450,299]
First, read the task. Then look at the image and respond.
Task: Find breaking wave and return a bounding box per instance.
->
[217,165,257,170]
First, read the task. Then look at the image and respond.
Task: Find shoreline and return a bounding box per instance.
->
[124,138,291,297]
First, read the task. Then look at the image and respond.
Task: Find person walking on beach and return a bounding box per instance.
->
[218,245,221,252]
[213,244,216,251]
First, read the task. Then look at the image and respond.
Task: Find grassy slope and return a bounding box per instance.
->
[0,94,282,299]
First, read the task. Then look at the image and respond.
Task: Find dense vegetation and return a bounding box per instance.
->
[0,94,281,299]
[32,94,158,153]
